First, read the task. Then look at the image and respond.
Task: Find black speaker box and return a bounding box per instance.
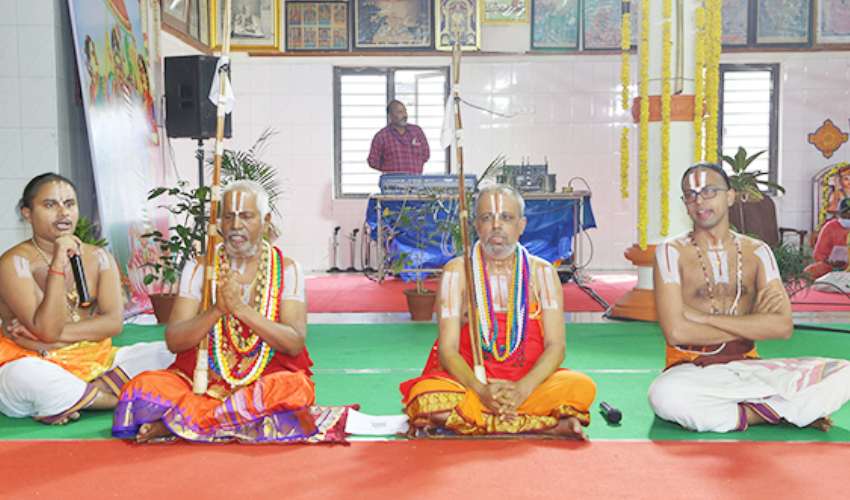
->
[165,55,232,139]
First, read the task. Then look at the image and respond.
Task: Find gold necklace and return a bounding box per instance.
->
[30,238,81,323]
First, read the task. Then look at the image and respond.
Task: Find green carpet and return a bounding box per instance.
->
[1,322,849,442]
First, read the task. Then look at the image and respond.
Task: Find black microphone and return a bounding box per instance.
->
[599,401,622,424]
[69,254,92,308]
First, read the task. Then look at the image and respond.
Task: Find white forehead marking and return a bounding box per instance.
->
[688,171,708,192]
[233,191,245,213]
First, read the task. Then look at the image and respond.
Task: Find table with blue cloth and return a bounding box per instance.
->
[365,191,596,281]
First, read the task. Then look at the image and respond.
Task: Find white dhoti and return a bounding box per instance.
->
[648,357,850,432]
[0,342,174,420]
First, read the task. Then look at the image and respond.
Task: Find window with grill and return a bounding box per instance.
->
[334,67,449,198]
[718,64,779,193]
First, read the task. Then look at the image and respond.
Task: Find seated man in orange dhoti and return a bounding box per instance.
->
[113,181,349,443]
[804,198,850,280]
[0,173,173,425]
[400,184,597,438]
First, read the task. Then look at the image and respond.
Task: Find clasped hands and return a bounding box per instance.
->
[478,379,532,420]
[214,271,249,317]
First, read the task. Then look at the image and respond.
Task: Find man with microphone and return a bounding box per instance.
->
[0,173,173,425]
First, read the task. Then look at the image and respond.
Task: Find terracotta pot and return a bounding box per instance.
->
[148,293,177,324]
[403,288,436,321]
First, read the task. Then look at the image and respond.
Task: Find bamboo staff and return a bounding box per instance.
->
[451,40,487,385]
[193,0,233,394]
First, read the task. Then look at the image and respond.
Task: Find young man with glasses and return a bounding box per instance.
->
[648,163,850,432]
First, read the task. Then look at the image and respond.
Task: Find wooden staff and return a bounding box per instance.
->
[193,0,233,394]
[451,40,487,385]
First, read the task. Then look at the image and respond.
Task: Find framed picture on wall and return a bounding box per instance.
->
[481,0,529,24]
[755,0,812,45]
[436,0,480,51]
[530,0,578,50]
[163,0,192,34]
[722,0,749,46]
[817,0,850,44]
[354,0,432,49]
[211,0,281,51]
[287,1,350,51]
[583,0,621,50]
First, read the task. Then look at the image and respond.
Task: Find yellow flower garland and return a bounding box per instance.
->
[693,7,706,163]
[621,127,630,199]
[638,0,650,249]
[818,163,850,227]
[660,0,672,236]
[620,2,631,200]
[704,0,722,163]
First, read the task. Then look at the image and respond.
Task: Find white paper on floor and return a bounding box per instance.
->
[344,409,409,435]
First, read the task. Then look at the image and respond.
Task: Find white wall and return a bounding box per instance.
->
[3,11,848,270]
[160,31,850,271]
[0,0,93,252]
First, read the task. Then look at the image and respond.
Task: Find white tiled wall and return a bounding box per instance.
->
[160,35,850,271]
[0,0,92,252]
[4,12,850,270]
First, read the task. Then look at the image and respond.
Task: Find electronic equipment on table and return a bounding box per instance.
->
[379,174,477,194]
[497,161,556,193]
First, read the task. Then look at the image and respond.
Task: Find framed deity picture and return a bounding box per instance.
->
[817,0,850,44]
[163,0,192,34]
[583,0,621,50]
[530,0,578,50]
[354,0,433,49]
[481,0,529,24]
[436,0,481,51]
[722,0,749,46]
[211,0,281,51]
[755,0,812,46]
[287,1,350,51]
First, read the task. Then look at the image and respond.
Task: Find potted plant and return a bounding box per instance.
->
[723,146,787,247]
[142,181,209,323]
[771,241,814,296]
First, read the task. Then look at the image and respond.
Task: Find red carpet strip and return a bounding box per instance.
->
[306,274,850,313]
[0,440,846,499]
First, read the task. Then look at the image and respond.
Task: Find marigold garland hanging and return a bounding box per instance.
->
[704,0,722,163]
[693,6,706,163]
[620,0,632,200]
[638,0,650,249]
[660,0,672,236]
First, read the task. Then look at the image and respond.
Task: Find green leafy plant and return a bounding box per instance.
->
[722,147,785,202]
[214,128,282,217]
[141,181,210,293]
[771,241,813,295]
[74,215,107,247]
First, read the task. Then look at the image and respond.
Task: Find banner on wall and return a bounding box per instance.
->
[67,0,170,316]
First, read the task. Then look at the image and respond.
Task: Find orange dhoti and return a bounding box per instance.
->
[400,314,597,435]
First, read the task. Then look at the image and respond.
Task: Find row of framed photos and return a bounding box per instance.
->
[163,0,850,53]
[533,0,850,51]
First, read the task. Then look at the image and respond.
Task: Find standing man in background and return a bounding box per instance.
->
[367,100,430,174]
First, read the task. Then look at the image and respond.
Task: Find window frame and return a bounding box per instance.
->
[718,63,780,195]
[333,66,451,199]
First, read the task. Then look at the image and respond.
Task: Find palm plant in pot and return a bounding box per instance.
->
[142,181,209,323]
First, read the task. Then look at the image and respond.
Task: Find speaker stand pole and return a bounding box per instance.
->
[196,138,207,255]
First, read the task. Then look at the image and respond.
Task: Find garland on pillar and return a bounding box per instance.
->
[704,0,722,163]
[638,0,649,249]
[660,0,672,236]
[620,0,631,200]
[693,6,706,163]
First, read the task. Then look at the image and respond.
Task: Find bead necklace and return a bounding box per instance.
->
[209,241,282,387]
[472,241,529,362]
[30,238,80,323]
[690,232,743,315]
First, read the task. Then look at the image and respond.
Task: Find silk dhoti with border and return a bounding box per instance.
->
[400,314,596,435]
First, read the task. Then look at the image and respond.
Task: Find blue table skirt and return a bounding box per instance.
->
[365,196,596,279]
